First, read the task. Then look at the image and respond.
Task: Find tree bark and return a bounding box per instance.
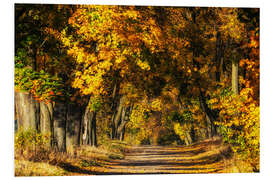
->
[82,104,97,147]
[14,91,40,131]
[88,110,93,146]
[190,125,196,142]
[92,112,97,146]
[199,90,217,137]
[232,60,239,95]
[112,97,124,139]
[110,82,120,139]
[184,137,190,146]
[74,107,82,146]
[88,111,97,146]
[66,104,82,154]
[111,111,117,139]
[120,126,125,141]
[113,99,132,141]
[116,107,127,139]
[185,131,192,145]
[116,106,126,139]
[82,107,89,145]
[53,102,67,152]
[214,31,226,82]
[204,114,212,138]
[40,101,53,147]
[118,105,132,141]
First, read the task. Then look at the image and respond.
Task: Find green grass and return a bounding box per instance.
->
[80,159,102,167]
[108,153,124,160]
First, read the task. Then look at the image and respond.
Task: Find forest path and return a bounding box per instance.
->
[67,138,230,175]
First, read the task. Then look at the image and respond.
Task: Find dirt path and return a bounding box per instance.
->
[78,139,228,175]
[15,138,232,176]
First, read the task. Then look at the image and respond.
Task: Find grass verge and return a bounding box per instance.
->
[15,139,128,176]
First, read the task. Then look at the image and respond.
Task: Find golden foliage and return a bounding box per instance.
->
[209,87,259,170]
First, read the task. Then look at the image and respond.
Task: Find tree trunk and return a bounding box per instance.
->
[232,60,239,95]
[112,97,124,139]
[190,125,196,142]
[120,126,125,141]
[152,129,159,146]
[82,106,89,145]
[82,104,98,147]
[116,106,126,139]
[31,47,37,71]
[88,111,97,146]
[150,111,162,145]
[53,102,67,152]
[113,100,132,141]
[185,131,192,145]
[66,104,82,154]
[73,107,82,146]
[87,110,93,145]
[40,101,53,147]
[199,90,217,137]
[14,91,40,131]
[92,112,97,146]
[214,31,226,82]
[111,111,117,139]
[118,106,132,141]
[184,137,190,146]
[79,105,87,146]
[110,82,120,139]
[204,114,212,138]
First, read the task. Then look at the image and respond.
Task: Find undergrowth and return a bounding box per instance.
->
[14,129,127,176]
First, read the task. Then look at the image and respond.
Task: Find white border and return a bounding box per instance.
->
[1,0,269,180]
[12,0,262,7]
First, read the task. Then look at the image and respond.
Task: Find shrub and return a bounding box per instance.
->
[209,88,260,172]
[15,129,50,161]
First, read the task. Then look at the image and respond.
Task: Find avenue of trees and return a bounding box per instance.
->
[14,4,259,171]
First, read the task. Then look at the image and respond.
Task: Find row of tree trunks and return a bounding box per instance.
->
[110,82,120,139]
[113,105,130,140]
[81,102,97,147]
[15,91,84,152]
[111,96,124,139]
[199,90,217,138]
[52,102,82,153]
[117,106,132,141]
[111,96,132,141]
[109,81,130,141]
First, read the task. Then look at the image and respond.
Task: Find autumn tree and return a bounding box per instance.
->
[45,5,170,143]
[208,8,260,171]
[15,4,85,152]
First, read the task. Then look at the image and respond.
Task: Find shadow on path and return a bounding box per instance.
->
[112,156,222,167]
[57,138,227,175]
